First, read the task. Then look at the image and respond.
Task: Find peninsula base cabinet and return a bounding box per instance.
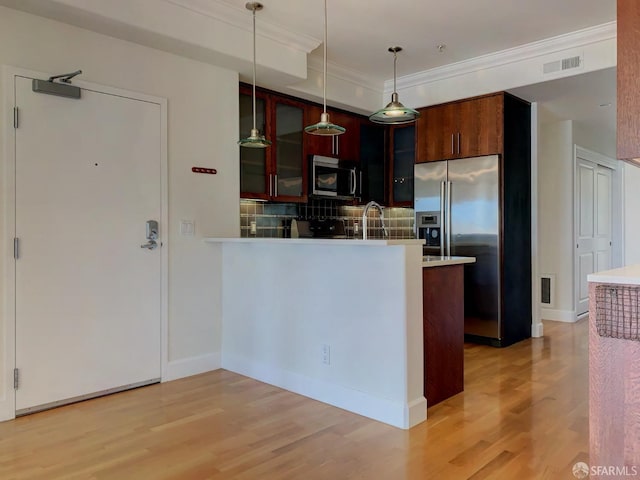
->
[423,264,464,407]
[588,273,640,470]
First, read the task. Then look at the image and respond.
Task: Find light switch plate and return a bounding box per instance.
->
[180,220,195,236]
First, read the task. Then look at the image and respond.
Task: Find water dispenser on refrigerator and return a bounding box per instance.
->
[415,211,441,254]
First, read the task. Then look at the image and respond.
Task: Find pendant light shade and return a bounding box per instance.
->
[304,0,345,136]
[238,127,270,148]
[305,112,346,135]
[239,2,271,148]
[369,47,421,125]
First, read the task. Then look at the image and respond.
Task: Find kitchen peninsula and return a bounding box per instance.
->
[206,237,473,429]
[588,265,640,468]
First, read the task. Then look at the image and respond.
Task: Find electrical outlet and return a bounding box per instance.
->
[250,221,257,235]
[322,344,330,365]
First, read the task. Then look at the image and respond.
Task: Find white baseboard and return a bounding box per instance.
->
[540,308,577,323]
[0,391,15,422]
[532,321,544,338]
[222,353,427,430]
[406,397,428,428]
[163,352,221,382]
[0,353,223,423]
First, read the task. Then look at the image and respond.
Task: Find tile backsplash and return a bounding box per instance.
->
[240,201,298,238]
[240,199,415,239]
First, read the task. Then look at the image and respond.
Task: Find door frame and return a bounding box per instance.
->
[573,145,621,320]
[1,65,169,421]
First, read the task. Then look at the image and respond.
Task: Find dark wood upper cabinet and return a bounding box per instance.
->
[359,123,387,204]
[239,85,308,203]
[416,93,504,163]
[417,102,456,162]
[389,124,415,207]
[328,109,361,163]
[239,84,367,203]
[272,97,307,202]
[239,86,270,200]
[304,105,333,158]
[303,107,362,162]
[617,0,640,165]
[458,95,503,158]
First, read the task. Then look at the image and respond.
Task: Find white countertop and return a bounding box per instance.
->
[204,237,425,247]
[422,256,476,268]
[588,264,640,285]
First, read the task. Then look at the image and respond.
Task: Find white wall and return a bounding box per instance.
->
[396,24,616,110]
[538,120,575,318]
[0,6,239,417]
[573,123,616,159]
[624,164,640,265]
[285,56,382,115]
[217,240,426,429]
[537,115,624,322]
[0,0,312,87]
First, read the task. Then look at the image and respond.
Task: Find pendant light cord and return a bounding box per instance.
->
[322,0,327,115]
[303,0,344,135]
[252,6,257,132]
[393,49,398,95]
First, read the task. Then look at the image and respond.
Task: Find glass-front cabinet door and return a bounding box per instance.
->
[390,125,415,206]
[239,86,307,202]
[239,89,268,199]
[360,123,386,204]
[274,99,305,200]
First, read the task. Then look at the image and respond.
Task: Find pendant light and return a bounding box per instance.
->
[369,47,421,125]
[238,2,271,148]
[304,0,345,136]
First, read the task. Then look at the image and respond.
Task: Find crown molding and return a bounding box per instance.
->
[164,0,321,53]
[389,21,617,93]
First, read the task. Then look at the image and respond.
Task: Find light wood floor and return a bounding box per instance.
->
[0,320,588,479]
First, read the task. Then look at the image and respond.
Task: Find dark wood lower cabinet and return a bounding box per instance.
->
[423,264,464,407]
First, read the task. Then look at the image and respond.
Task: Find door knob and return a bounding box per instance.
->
[140,240,158,250]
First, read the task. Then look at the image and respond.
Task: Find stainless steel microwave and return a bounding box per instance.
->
[310,155,358,199]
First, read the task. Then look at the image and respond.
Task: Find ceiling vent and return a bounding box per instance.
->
[543,55,582,74]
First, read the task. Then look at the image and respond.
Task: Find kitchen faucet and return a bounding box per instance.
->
[362,201,388,240]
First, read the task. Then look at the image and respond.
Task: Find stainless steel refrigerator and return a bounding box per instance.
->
[415,155,531,346]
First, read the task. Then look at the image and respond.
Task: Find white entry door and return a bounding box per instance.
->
[14,74,163,414]
[575,158,612,316]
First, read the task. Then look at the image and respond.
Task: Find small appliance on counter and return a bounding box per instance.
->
[291,218,346,239]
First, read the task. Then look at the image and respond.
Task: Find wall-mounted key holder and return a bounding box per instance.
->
[192,167,217,174]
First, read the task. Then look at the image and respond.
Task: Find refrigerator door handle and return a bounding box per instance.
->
[440,181,446,256]
[446,180,452,256]
[350,169,357,195]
